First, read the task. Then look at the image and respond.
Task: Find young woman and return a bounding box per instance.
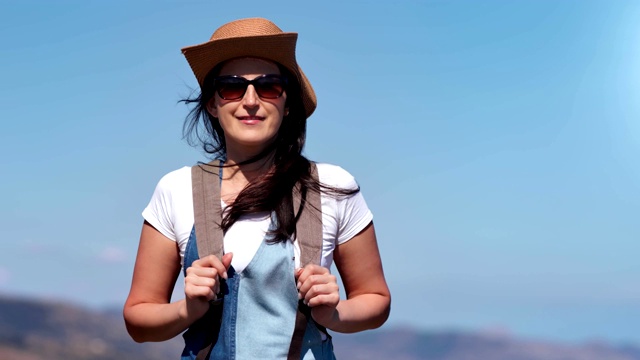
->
[123,18,391,359]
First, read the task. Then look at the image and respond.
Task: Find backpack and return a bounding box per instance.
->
[190,160,324,360]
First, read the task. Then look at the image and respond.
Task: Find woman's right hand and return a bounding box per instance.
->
[183,252,233,322]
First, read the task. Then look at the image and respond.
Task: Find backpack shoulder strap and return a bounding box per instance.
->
[191,160,225,360]
[293,161,323,266]
[192,160,324,360]
[191,160,224,259]
[288,161,325,360]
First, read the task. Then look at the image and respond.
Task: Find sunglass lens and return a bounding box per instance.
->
[255,77,285,99]
[217,78,247,100]
[215,75,286,100]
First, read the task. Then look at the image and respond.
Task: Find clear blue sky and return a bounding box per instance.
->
[1,0,638,345]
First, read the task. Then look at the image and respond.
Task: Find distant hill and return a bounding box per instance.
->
[0,294,181,360]
[0,294,638,360]
[331,328,640,360]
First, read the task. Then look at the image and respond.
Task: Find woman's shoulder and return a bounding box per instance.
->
[158,166,191,187]
[153,166,192,193]
[314,162,359,190]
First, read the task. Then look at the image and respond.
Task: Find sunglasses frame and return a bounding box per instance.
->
[213,74,288,100]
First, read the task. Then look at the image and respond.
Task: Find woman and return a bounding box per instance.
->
[123,18,391,359]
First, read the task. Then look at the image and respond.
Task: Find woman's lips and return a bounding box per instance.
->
[237,116,264,125]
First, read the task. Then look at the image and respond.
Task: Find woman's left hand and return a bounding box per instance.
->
[295,265,340,326]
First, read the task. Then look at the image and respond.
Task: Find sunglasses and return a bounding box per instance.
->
[213,74,288,100]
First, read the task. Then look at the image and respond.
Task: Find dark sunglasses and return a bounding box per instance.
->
[213,74,288,100]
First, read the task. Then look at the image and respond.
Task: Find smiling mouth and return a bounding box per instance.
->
[237,116,265,121]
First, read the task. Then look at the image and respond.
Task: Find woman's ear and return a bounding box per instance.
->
[206,97,218,118]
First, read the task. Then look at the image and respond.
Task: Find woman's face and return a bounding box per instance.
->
[207,58,287,155]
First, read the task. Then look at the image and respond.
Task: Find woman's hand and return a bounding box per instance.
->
[183,253,233,322]
[291,223,390,334]
[295,265,340,327]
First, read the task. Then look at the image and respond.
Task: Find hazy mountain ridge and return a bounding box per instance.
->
[0,294,181,360]
[0,294,638,360]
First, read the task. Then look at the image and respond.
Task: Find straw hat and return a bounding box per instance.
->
[181,18,317,118]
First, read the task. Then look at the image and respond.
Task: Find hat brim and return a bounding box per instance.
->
[182,33,316,117]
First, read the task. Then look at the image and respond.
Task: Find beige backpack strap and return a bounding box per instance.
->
[288,162,324,360]
[293,162,323,267]
[191,160,224,360]
[192,160,323,359]
[191,160,224,259]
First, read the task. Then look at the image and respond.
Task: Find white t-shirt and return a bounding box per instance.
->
[142,163,373,272]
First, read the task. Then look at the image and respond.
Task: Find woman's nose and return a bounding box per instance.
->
[241,85,259,107]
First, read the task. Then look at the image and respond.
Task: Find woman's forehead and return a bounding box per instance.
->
[218,57,280,76]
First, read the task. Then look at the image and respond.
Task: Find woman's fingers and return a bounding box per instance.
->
[297,274,337,297]
[221,252,233,274]
[184,253,234,302]
[295,265,339,307]
[295,264,329,288]
[302,283,340,307]
[191,253,233,280]
[186,266,218,279]
[184,281,216,300]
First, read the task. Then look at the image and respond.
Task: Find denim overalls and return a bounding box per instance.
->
[180,163,336,360]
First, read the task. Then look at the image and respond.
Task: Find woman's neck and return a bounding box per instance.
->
[222,146,274,191]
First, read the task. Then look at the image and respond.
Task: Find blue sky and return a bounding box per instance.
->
[1,0,638,345]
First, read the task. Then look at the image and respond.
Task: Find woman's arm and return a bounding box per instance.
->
[123,222,188,342]
[297,222,391,333]
[123,221,231,342]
